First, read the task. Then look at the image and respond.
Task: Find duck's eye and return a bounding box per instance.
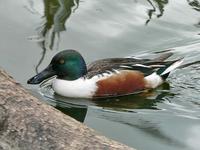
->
[59,59,65,64]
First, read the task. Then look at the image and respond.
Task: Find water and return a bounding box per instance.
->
[0,0,200,150]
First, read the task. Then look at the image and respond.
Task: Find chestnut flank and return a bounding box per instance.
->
[95,71,146,97]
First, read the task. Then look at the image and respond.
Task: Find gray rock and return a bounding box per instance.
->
[0,69,135,150]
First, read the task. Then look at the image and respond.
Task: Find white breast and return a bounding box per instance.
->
[52,77,99,98]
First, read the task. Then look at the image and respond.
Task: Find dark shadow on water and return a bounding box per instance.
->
[55,106,87,122]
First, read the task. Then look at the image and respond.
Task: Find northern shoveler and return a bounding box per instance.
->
[27,49,183,98]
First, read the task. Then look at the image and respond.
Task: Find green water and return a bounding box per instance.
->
[0,0,200,150]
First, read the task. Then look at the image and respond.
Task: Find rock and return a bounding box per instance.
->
[0,69,135,150]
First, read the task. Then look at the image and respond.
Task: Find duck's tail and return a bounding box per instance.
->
[157,58,184,80]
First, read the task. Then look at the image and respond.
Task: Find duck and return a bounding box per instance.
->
[27,49,183,98]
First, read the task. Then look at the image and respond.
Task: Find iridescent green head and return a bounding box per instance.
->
[27,50,87,84]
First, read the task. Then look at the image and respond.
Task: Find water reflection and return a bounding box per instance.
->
[145,0,200,25]
[187,0,200,11]
[187,0,200,27]
[145,0,168,25]
[55,106,87,122]
[35,0,79,73]
[95,110,185,148]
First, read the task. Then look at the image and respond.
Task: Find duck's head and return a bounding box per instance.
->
[27,49,87,84]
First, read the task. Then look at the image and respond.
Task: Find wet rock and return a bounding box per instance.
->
[0,69,135,150]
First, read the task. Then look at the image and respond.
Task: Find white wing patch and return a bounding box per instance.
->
[120,65,133,69]
[134,64,151,68]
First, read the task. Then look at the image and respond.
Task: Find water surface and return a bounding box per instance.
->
[0,0,200,150]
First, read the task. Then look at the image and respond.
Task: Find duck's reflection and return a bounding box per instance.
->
[55,106,87,122]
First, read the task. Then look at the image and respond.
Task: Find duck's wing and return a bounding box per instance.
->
[86,53,174,78]
[87,58,147,77]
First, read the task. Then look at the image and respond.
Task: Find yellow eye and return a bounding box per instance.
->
[59,59,65,64]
